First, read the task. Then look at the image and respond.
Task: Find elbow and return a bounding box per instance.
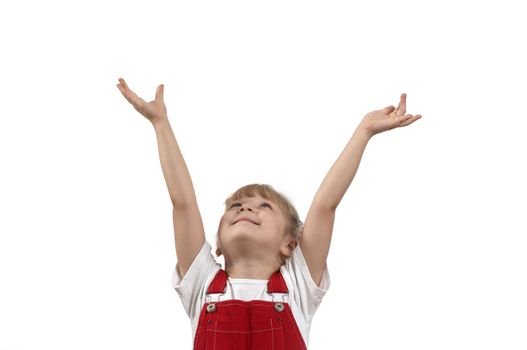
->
[311,201,338,214]
[171,195,197,210]
[312,195,340,212]
[312,192,341,212]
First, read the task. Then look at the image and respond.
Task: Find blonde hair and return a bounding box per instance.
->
[215,184,303,261]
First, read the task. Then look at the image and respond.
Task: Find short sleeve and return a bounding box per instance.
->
[171,240,221,321]
[281,243,331,322]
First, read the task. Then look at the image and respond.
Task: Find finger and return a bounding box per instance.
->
[120,86,145,107]
[116,79,141,104]
[116,79,130,96]
[118,78,130,90]
[397,114,413,126]
[395,93,407,116]
[383,105,396,114]
[117,85,134,101]
[155,84,164,101]
[399,114,422,127]
[117,78,140,102]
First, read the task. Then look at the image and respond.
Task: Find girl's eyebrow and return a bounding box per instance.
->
[233,196,274,205]
[261,200,275,208]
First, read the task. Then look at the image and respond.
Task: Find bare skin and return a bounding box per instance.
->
[116,78,422,284]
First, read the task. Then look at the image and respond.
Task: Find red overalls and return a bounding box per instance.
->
[193,268,308,350]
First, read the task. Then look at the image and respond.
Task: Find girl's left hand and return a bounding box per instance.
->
[360,93,422,137]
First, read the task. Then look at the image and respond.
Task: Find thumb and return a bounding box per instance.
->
[155,84,164,101]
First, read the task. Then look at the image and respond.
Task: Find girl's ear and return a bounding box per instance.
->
[215,231,223,257]
[281,238,298,259]
[288,239,298,251]
[215,247,222,257]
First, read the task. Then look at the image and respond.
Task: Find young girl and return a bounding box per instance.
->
[116,78,421,349]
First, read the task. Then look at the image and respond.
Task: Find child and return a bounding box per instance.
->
[116,78,421,349]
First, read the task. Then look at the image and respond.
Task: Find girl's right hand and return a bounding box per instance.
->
[116,78,167,125]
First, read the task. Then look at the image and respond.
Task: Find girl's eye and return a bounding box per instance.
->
[230,203,241,208]
[260,203,271,208]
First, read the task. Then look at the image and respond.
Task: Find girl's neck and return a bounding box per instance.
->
[224,259,281,280]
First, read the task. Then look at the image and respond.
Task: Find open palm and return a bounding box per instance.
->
[116,78,167,125]
[361,93,422,137]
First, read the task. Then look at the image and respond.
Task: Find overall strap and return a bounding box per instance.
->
[206,269,288,294]
[206,269,228,294]
[267,270,288,293]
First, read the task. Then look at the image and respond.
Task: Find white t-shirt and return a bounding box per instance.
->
[172,240,331,348]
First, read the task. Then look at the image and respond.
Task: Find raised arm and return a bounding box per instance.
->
[300,94,422,285]
[116,78,205,278]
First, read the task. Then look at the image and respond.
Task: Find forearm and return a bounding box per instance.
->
[153,119,198,207]
[312,123,372,211]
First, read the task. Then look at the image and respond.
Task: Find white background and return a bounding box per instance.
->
[1,1,526,349]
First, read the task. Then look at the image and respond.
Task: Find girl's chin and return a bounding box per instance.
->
[219,239,275,254]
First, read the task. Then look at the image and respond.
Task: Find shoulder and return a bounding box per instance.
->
[172,240,222,308]
[281,244,331,299]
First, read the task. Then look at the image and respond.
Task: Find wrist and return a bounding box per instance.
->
[152,117,170,129]
[357,122,374,140]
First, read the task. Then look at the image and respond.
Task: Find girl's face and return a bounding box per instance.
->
[217,194,291,261]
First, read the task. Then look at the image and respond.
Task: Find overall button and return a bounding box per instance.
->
[274,302,284,312]
[207,303,216,313]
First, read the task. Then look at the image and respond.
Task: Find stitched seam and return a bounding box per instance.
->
[284,306,307,349]
[271,319,275,350]
[213,320,217,350]
[207,301,289,307]
[206,327,283,334]
[194,310,207,349]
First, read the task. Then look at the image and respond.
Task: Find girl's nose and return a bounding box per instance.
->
[239,204,253,212]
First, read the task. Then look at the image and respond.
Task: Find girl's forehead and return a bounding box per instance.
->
[238,194,273,202]
[229,194,282,207]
